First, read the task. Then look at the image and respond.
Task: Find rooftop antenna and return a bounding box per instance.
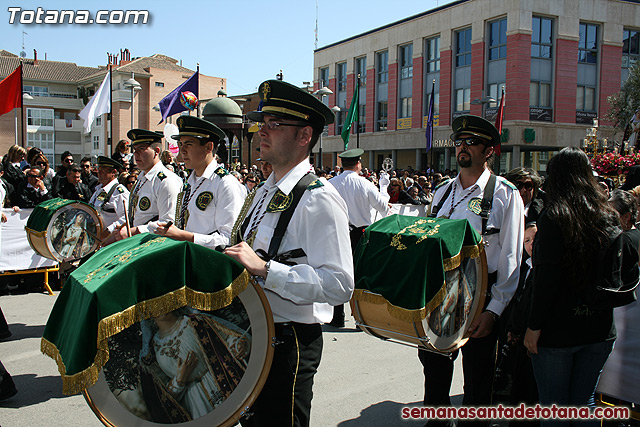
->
[20,31,27,58]
[314,0,318,50]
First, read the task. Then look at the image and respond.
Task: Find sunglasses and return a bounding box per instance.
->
[27,174,40,178]
[515,181,534,191]
[258,121,306,131]
[453,138,485,147]
[246,179,257,183]
[36,162,47,166]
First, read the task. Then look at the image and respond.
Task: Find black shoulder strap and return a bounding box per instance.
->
[267,173,318,260]
[101,183,122,209]
[429,181,454,218]
[480,174,497,235]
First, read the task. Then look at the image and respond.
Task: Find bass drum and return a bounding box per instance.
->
[25,198,103,262]
[351,215,488,354]
[351,250,487,353]
[83,279,274,427]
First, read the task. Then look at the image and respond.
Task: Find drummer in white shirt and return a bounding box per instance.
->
[327,148,390,327]
[154,116,245,250]
[89,156,129,242]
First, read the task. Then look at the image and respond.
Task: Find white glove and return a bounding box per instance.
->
[379,171,390,188]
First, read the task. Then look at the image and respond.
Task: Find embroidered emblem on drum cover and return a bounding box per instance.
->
[468,198,482,215]
[196,191,213,211]
[267,190,292,212]
[139,196,151,211]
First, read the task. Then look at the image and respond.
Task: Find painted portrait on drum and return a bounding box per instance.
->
[428,257,478,337]
[102,298,252,423]
[51,209,98,259]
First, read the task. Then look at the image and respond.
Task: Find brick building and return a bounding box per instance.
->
[0,49,225,169]
[313,0,640,173]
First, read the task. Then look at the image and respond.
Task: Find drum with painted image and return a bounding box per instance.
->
[25,198,103,262]
[350,215,488,353]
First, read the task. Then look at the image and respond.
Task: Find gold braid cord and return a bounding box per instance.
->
[41,270,252,395]
[230,187,257,245]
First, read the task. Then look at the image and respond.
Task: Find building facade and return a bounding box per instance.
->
[0,50,226,169]
[313,0,640,173]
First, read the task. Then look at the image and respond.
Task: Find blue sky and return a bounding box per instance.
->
[2,0,453,95]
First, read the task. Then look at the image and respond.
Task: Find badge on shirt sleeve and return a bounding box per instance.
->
[139,196,151,211]
[468,197,482,215]
[96,191,108,202]
[196,191,213,211]
[267,189,292,212]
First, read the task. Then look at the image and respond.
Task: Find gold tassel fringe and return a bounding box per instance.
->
[41,270,251,395]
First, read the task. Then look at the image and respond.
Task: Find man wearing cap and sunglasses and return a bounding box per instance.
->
[109,129,182,241]
[89,156,129,242]
[224,80,354,427]
[419,115,524,426]
[153,116,245,250]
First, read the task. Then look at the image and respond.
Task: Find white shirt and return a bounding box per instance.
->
[431,168,524,316]
[89,178,130,233]
[329,170,390,227]
[243,159,354,324]
[130,161,182,232]
[180,160,246,249]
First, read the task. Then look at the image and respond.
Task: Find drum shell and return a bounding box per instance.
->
[83,278,275,427]
[351,247,488,353]
[25,198,103,262]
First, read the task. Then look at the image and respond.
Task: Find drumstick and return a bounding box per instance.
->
[122,198,132,238]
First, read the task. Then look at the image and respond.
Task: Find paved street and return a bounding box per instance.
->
[0,291,463,427]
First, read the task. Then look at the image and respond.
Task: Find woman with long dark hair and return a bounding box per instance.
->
[524,147,620,425]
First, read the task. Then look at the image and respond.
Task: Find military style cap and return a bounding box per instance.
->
[246,80,335,130]
[97,155,123,170]
[339,148,364,160]
[450,115,500,146]
[171,115,226,144]
[127,129,164,146]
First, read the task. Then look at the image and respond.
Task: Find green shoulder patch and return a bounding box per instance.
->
[215,167,229,177]
[257,181,265,188]
[116,185,125,193]
[157,172,167,181]
[503,179,518,191]
[307,179,324,190]
[435,178,451,191]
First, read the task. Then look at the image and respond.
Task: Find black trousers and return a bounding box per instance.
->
[241,322,323,427]
[331,226,366,325]
[418,328,499,426]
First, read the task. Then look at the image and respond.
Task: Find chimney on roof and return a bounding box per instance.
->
[33,49,38,65]
[119,48,132,66]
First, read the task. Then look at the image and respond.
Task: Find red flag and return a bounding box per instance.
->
[0,64,22,117]
[494,88,505,156]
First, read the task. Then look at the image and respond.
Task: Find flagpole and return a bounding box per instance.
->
[196,63,200,118]
[356,74,360,149]
[109,63,113,155]
[20,63,25,147]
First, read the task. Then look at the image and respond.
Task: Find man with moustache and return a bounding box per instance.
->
[88,156,129,240]
[418,115,524,426]
[154,116,245,249]
[224,80,354,427]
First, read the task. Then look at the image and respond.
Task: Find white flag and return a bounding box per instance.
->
[79,70,110,134]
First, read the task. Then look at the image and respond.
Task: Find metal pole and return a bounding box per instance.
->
[356,74,360,149]
[319,132,323,169]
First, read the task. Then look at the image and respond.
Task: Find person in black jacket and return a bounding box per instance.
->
[80,157,99,192]
[53,164,91,202]
[12,166,52,208]
[524,148,621,423]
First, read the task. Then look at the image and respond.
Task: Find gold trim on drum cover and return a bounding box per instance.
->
[352,244,485,323]
[261,106,310,121]
[41,270,251,395]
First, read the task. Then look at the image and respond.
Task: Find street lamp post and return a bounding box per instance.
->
[123,72,141,129]
[312,86,333,169]
[471,95,496,119]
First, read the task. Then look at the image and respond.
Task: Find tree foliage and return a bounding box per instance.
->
[606,63,640,132]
